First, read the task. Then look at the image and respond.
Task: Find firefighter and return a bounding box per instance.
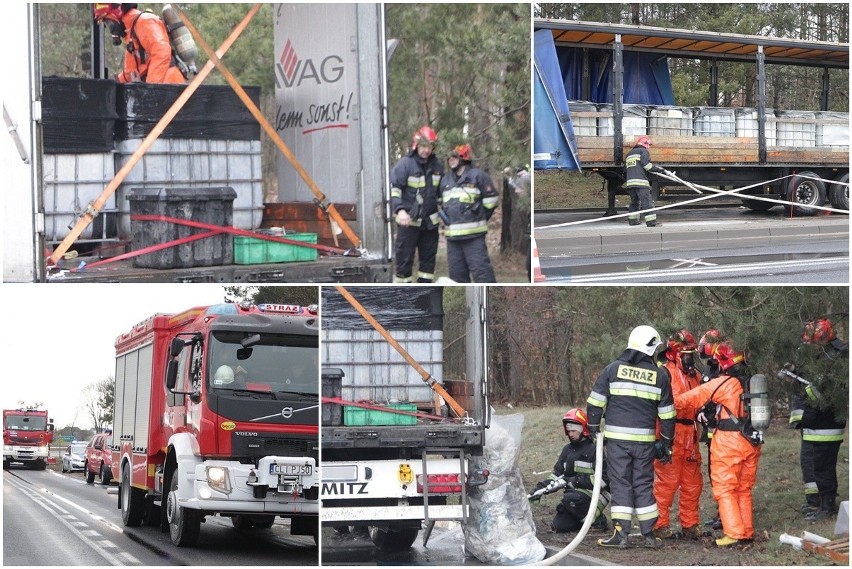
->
[653,330,703,540]
[788,318,848,521]
[587,325,675,549]
[624,136,671,227]
[676,341,762,547]
[93,4,187,84]
[697,329,724,531]
[439,144,499,283]
[390,126,443,283]
[528,408,610,533]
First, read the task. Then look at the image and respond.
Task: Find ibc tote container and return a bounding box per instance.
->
[775,111,816,147]
[814,111,849,147]
[597,104,647,136]
[649,106,693,136]
[694,107,736,137]
[568,101,598,136]
[735,108,776,146]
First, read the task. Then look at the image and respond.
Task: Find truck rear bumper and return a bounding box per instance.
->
[321,504,465,523]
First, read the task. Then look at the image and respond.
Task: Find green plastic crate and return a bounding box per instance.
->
[343,403,417,426]
[233,233,318,264]
[233,236,266,264]
[267,233,317,262]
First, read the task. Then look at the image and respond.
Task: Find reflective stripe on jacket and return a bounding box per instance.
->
[390,151,443,229]
[440,166,498,239]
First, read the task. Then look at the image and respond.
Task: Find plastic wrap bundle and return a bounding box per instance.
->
[464,413,546,565]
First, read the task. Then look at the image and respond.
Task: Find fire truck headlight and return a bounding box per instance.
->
[206,466,232,494]
[3,445,12,452]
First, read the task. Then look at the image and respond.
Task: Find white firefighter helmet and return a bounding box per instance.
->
[627,325,663,356]
[213,365,235,385]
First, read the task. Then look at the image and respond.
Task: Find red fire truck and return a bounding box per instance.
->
[3,407,55,470]
[112,301,320,547]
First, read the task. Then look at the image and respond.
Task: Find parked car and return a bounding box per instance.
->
[84,431,113,485]
[61,442,87,473]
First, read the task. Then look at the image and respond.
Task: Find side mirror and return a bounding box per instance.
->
[166,360,178,390]
[169,337,185,358]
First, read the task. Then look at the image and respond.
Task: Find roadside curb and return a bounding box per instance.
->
[535,218,849,257]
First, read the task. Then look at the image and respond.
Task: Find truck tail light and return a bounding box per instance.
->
[416,473,462,494]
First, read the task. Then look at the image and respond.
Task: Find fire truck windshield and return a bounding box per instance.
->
[4,416,47,430]
[208,332,318,395]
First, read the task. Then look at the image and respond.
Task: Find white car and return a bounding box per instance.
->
[61,442,88,473]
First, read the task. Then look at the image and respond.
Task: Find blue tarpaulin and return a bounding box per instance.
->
[559,49,675,105]
[534,30,581,171]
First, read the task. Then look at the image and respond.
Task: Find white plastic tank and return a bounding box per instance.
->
[43,153,118,241]
[735,108,776,146]
[597,104,647,136]
[694,107,736,137]
[776,111,816,147]
[568,101,597,136]
[815,111,849,147]
[649,106,693,136]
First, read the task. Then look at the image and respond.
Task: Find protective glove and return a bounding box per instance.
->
[395,210,411,227]
[654,438,673,464]
[587,424,600,437]
[527,490,543,502]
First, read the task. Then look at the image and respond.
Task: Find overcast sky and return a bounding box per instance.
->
[2,284,229,430]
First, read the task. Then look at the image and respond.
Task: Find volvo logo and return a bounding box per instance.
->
[249,404,320,422]
[281,407,294,419]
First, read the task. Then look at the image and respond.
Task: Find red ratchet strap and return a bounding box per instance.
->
[71,230,220,271]
[132,215,358,255]
[321,396,458,423]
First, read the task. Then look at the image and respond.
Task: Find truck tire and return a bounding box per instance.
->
[100,463,112,485]
[86,467,96,484]
[35,458,47,471]
[231,515,254,530]
[830,173,849,211]
[369,526,419,551]
[2,459,8,470]
[167,470,201,546]
[787,171,826,216]
[121,465,145,527]
[740,198,774,212]
[254,515,276,529]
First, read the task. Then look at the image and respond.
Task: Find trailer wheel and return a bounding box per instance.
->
[787,171,826,216]
[167,470,201,546]
[121,465,145,527]
[830,173,849,211]
[369,526,419,551]
[741,198,774,212]
[100,463,112,485]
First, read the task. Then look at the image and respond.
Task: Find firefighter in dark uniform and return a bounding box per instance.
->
[587,325,676,549]
[528,408,610,533]
[439,144,499,283]
[624,136,668,227]
[787,318,848,521]
[390,126,444,283]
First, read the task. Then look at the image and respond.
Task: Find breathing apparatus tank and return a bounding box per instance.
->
[740,373,770,445]
[161,4,198,75]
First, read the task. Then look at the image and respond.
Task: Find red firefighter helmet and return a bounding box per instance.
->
[93,3,124,22]
[708,341,745,371]
[450,144,474,162]
[562,408,589,437]
[802,318,835,345]
[411,126,438,150]
[698,328,723,360]
[664,329,697,361]
[636,135,652,148]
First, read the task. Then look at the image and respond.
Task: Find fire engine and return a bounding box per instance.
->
[112,301,320,547]
[3,407,55,470]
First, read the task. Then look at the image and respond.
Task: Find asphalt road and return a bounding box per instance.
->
[534,206,849,284]
[3,464,318,566]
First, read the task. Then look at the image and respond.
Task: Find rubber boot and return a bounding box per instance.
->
[801,494,820,513]
[628,220,641,226]
[653,526,673,539]
[715,534,739,547]
[646,222,662,227]
[644,533,663,548]
[591,514,609,532]
[598,522,628,548]
[806,494,837,522]
[681,525,702,540]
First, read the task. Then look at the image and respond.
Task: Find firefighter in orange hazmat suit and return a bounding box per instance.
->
[653,330,703,540]
[675,341,762,547]
[93,4,186,84]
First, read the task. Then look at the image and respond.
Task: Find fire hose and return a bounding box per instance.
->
[533,431,604,566]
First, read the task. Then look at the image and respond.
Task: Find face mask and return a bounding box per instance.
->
[109,21,125,46]
[680,352,695,371]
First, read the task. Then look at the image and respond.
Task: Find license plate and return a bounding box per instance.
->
[269,463,312,476]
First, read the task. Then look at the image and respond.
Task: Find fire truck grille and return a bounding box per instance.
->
[231,435,318,464]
